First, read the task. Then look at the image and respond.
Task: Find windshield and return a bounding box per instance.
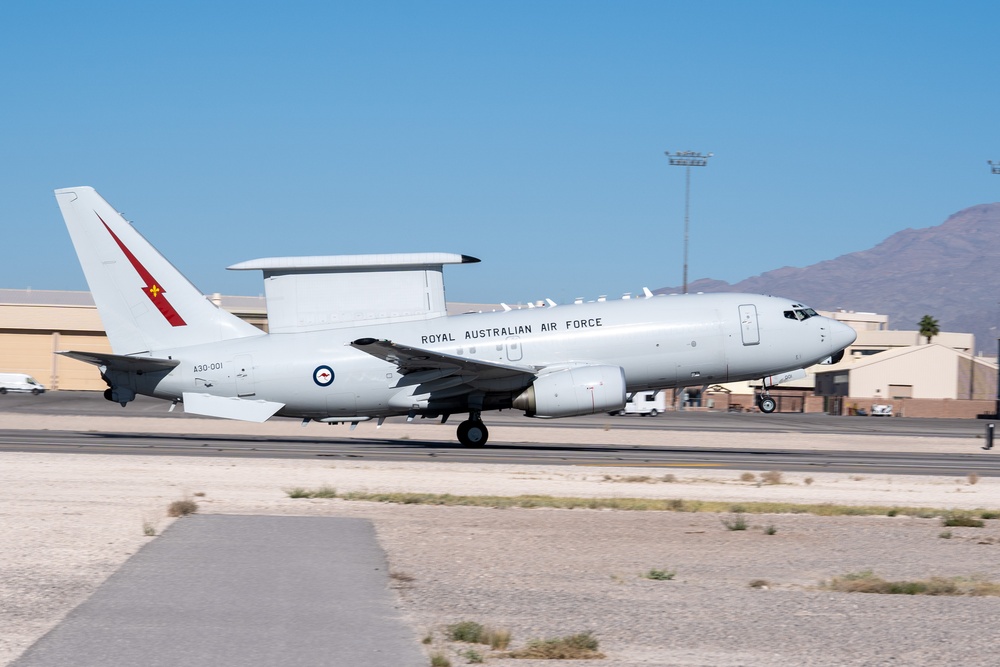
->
[783,308,818,321]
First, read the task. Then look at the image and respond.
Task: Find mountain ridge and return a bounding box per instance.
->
[655,203,1000,353]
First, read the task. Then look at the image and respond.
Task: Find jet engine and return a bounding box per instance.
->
[513,365,626,418]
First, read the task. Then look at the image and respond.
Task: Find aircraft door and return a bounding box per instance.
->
[738,305,760,346]
[234,354,255,396]
[506,336,523,362]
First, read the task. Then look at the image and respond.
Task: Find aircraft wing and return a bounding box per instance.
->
[350,338,538,380]
[58,350,180,373]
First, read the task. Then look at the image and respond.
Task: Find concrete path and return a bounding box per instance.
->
[12,515,425,667]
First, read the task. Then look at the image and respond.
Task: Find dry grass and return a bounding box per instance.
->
[508,632,604,660]
[293,489,999,520]
[167,499,198,517]
[285,485,337,499]
[739,472,756,482]
[760,470,784,485]
[824,570,1000,596]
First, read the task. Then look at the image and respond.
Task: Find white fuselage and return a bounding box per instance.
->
[140,292,854,420]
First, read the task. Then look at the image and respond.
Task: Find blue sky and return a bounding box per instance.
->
[3,1,998,305]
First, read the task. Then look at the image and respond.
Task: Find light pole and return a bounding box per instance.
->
[666,150,713,293]
[992,162,1000,415]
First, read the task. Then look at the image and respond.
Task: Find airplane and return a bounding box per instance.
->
[54,186,857,447]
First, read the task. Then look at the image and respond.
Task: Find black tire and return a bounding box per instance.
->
[31,388,40,395]
[0,387,6,395]
[457,420,489,447]
[649,409,659,417]
[759,397,777,414]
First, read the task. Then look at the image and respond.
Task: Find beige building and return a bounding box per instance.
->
[0,289,266,391]
[814,343,996,401]
[0,289,495,391]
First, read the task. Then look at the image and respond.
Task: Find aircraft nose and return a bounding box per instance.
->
[830,319,857,353]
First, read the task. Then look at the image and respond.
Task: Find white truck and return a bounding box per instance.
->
[0,373,46,395]
[614,390,667,416]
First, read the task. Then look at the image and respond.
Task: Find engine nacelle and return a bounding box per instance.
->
[513,365,626,418]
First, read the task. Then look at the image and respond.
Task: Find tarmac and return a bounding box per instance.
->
[11,515,425,667]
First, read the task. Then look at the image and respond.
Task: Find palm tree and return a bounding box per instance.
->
[918,315,940,344]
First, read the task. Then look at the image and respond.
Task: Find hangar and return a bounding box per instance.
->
[814,343,996,401]
[0,289,266,391]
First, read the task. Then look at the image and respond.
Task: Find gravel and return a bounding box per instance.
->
[2,423,999,666]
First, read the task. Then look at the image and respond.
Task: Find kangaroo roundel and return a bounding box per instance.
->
[313,365,335,387]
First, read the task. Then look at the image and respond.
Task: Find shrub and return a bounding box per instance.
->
[763,524,777,535]
[721,512,748,531]
[941,512,984,528]
[748,579,770,589]
[447,621,485,644]
[968,473,980,485]
[643,568,676,581]
[430,653,451,667]
[461,649,484,663]
[739,472,756,482]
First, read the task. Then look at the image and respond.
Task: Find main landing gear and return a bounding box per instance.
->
[457,411,489,447]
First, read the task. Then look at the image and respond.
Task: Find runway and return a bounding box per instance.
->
[1,392,997,475]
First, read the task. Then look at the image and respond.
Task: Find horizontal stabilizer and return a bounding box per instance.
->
[58,350,180,373]
[182,392,285,423]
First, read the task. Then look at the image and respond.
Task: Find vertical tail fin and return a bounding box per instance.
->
[55,186,262,355]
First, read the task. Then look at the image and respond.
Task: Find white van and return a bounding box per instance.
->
[613,390,667,416]
[0,373,46,395]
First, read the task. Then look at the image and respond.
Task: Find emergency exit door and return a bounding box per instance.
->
[738,305,760,346]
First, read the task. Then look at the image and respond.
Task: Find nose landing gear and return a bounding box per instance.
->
[756,393,777,414]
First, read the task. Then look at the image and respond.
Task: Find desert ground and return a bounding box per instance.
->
[2,413,999,666]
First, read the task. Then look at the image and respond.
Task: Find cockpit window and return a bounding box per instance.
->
[784,308,818,321]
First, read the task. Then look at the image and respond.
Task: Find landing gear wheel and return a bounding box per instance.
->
[457,420,489,447]
[758,396,777,414]
[0,387,6,395]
